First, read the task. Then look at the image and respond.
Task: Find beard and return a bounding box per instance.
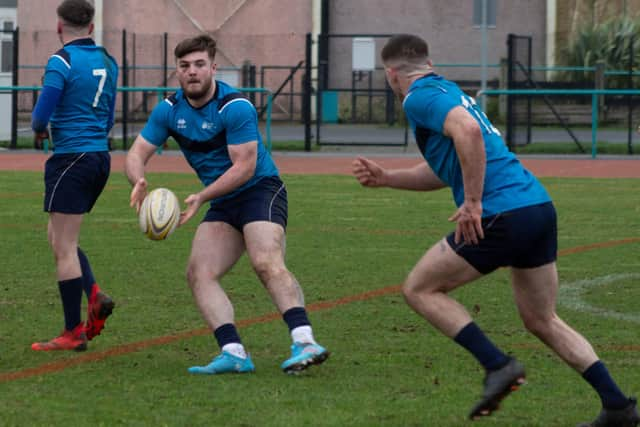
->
[182,77,212,101]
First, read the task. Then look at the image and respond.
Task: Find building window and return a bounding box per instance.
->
[473,0,497,28]
[0,19,13,72]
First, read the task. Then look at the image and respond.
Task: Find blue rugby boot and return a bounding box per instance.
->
[188,351,255,375]
[281,342,329,374]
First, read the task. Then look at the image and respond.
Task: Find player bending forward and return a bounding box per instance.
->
[353,34,638,426]
[125,34,329,375]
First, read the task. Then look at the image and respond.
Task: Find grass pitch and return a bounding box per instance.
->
[1,170,639,426]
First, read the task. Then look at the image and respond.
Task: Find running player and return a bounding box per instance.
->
[353,33,638,426]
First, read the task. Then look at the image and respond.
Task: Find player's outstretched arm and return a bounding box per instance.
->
[125,135,158,212]
[352,156,388,187]
[353,157,446,191]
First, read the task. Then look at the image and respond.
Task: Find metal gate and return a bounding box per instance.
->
[506,34,532,149]
[305,33,408,149]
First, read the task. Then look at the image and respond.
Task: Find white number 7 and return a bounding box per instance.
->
[92,68,107,108]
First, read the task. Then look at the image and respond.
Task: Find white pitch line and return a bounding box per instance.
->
[559,273,640,323]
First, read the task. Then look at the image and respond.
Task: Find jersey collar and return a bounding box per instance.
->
[408,73,439,91]
[64,38,96,47]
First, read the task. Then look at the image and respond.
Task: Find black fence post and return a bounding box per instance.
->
[506,34,514,151]
[241,61,251,88]
[526,36,532,145]
[10,28,18,149]
[385,79,395,125]
[303,33,312,152]
[122,29,129,150]
[367,70,373,122]
[249,64,256,104]
[628,35,634,155]
[163,32,168,99]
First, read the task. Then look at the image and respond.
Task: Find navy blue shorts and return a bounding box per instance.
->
[446,202,557,274]
[44,152,110,214]
[202,176,288,231]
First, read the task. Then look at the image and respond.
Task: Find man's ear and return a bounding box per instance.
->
[385,66,399,82]
[88,22,94,35]
[56,21,63,35]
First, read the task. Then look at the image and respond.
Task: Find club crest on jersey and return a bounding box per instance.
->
[177,118,187,129]
[201,121,214,130]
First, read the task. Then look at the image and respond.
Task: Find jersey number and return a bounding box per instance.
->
[92,68,107,108]
[460,94,501,136]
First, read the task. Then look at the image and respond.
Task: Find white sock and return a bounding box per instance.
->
[222,343,247,359]
[291,325,316,345]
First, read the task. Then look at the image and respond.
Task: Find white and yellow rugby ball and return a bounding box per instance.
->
[139,188,180,240]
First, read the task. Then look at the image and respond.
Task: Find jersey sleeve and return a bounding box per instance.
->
[405,87,460,133]
[42,54,70,90]
[31,86,63,132]
[140,100,171,146]
[220,98,260,145]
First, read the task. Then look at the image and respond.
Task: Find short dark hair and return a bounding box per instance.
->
[174,34,217,60]
[57,0,95,28]
[381,34,429,64]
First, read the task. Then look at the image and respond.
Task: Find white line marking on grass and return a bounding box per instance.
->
[559,273,640,323]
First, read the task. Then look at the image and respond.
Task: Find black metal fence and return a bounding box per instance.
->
[3,28,639,153]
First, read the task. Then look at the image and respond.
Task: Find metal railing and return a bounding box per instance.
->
[0,85,273,152]
[478,88,640,158]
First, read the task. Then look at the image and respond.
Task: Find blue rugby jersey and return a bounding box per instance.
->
[403,74,550,216]
[38,38,118,154]
[141,80,279,203]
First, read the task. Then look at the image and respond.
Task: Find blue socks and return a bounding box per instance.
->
[454,322,510,371]
[282,307,311,331]
[77,248,96,297]
[583,361,629,409]
[58,277,83,331]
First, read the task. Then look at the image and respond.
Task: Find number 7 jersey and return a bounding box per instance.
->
[43,38,118,153]
[403,73,550,217]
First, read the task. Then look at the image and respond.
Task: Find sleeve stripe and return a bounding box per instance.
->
[402,91,414,107]
[164,98,174,106]
[218,97,253,114]
[51,54,71,69]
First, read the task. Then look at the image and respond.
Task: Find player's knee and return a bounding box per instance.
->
[253,260,286,285]
[50,242,74,264]
[402,272,426,302]
[185,262,214,287]
[402,271,449,305]
[403,269,432,294]
[521,312,554,337]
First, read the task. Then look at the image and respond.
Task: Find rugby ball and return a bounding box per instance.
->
[139,188,180,240]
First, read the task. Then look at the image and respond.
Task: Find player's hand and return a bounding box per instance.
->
[448,200,484,245]
[129,177,148,213]
[180,193,204,226]
[33,130,49,149]
[352,156,388,187]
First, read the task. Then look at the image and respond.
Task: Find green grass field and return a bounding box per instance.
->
[1,171,639,426]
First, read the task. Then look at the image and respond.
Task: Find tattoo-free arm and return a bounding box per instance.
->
[353,156,446,191]
[179,141,257,225]
[442,106,486,244]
